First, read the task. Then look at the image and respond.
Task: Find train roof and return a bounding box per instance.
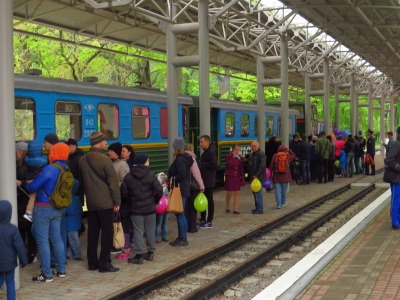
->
[192,97,300,116]
[14,74,193,105]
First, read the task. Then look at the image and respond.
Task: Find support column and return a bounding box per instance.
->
[391,84,395,133]
[368,84,373,131]
[280,37,289,146]
[304,73,311,135]
[334,83,339,129]
[198,0,210,138]
[0,0,20,289]
[166,5,178,164]
[256,56,265,147]
[349,74,355,134]
[355,88,359,134]
[380,92,386,159]
[323,59,330,134]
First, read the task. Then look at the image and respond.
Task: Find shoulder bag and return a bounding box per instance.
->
[113,211,125,249]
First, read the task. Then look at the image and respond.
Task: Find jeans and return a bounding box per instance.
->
[346,152,354,176]
[253,190,264,212]
[51,209,67,265]
[33,206,65,277]
[0,269,15,300]
[390,184,400,228]
[67,231,82,259]
[155,212,168,238]
[275,183,288,207]
[300,159,310,184]
[175,197,187,238]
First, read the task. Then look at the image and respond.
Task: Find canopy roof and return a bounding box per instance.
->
[12,0,398,97]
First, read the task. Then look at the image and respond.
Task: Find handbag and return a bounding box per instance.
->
[189,172,200,192]
[113,212,125,249]
[167,177,184,213]
[365,154,375,166]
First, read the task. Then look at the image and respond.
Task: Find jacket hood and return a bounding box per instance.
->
[73,179,79,194]
[184,150,197,160]
[28,140,44,158]
[340,150,345,156]
[181,152,195,165]
[0,200,12,224]
[131,165,151,179]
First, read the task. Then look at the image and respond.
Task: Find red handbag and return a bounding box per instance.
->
[365,154,375,166]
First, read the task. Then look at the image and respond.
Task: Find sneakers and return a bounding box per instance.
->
[111,247,121,255]
[32,273,53,282]
[128,254,143,265]
[156,237,162,243]
[116,249,130,259]
[56,270,66,278]
[99,265,120,272]
[162,237,169,242]
[282,204,287,207]
[169,237,181,246]
[199,222,213,229]
[24,212,33,222]
[169,237,189,247]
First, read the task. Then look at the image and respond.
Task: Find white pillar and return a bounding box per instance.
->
[304,73,312,135]
[256,56,265,147]
[355,88,359,134]
[380,92,386,159]
[166,5,178,164]
[368,84,373,131]
[391,85,395,133]
[323,59,330,134]
[0,0,20,289]
[334,83,339,129]
[198,0,210,138]
[349,74,355,134]
[280,37,289,146]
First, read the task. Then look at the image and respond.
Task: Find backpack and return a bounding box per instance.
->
[42,163,74,209]
[274,152,289,174]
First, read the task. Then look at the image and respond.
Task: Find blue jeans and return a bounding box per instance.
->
[175,197,187,238]
[253,190,263,212]
[67,231,82,259]
[346,152,354,176]
[155,212,168,238]
[275,183,288,207]
[51,209,67,265]
[390,184,400,228]
[300,159,310,184]
[0,269,15,300]
[33,206,66,276]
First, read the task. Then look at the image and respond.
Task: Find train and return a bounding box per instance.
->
[14,73,300,177]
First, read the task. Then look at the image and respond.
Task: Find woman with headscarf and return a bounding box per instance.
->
[168,138,193,246]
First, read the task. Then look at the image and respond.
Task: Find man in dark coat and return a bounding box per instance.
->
[383,127,400,229]
[199,135,218,228]
[65,138,85,205]
[298,134,311,185]
[265,134,279,168]
[365,129,375,175]
[248,141,266,214]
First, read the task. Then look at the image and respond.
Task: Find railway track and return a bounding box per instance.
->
[110,173,386,300]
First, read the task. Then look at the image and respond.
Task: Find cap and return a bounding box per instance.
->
[358,131,362,135]
[368,128,374,134]
[173,138,185,150]
[44,133,59,145]
[133,153,149,165]
[108,142,122,157]
[15,142,28,151]
[90,131,106,146]
[65,138,78,146]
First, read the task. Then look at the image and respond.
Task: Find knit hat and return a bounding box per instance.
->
[108,142,122,157]
[358,131,362,135]
[337,135,343,140]
[65,138,78,146]
[48,143,69,163]
[173,138,185,150]
[15,142,28,151]
[44,133,59,145]
[368,128,374,134]
[90,131,106,146]
[133,153,148,165]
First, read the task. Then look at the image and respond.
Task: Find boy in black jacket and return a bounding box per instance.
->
[0,200,28,299]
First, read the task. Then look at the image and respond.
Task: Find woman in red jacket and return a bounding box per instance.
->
[224,145,245,214]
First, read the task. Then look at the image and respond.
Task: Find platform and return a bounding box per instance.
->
[1,154,386,300]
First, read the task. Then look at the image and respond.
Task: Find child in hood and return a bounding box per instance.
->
[0,200,28,299]
[339,150,347,178]
[65,180,83,260]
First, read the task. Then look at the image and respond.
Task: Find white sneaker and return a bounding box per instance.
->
[23,212,33,222]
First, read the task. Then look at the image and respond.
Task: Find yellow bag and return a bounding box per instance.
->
[113,212,125,249]
[167,178,184,214]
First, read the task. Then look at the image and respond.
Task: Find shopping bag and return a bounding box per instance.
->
[365,154,375,166]
[113,212,125,249]
[167,178,184,213]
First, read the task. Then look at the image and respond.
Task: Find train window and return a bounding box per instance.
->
[267,116,274,136]
[132,106,150,139]
[292,105,304,119]
[277,117,293,136]
[160,107,168,139]
[15,97,36,141]
[241,114,249,137]
[98,103,119,140]
[55,101,82,141]
[225,113,235,138]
